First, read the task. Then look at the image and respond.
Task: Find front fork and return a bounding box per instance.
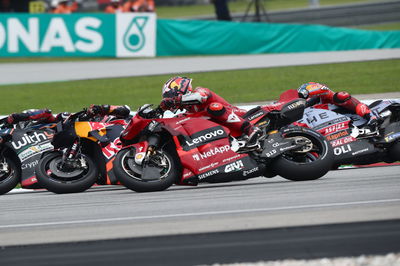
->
[60,139,85,170]
[133,134,160,166]
[0,148,9,175]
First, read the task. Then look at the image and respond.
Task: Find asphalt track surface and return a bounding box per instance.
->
[1,50,400,264]
[0,165,399,264]
[1,49,400,85]
[1,220,399,266]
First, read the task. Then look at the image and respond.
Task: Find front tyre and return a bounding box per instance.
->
[113,147,179,192]
[0,157,20,195]
[35,152,98,194]
[272,127,333,181]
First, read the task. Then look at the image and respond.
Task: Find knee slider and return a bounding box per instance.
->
[207,102,226,117]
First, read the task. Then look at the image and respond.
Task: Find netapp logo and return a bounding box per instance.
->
[181,126,227,150]
[192,145,230,161]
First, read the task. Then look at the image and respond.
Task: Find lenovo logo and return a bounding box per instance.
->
[181,126,227,150]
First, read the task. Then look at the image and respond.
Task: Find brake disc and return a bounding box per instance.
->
[287,136,313,153]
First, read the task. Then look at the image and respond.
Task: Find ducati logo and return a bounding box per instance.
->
[227,112,241,123]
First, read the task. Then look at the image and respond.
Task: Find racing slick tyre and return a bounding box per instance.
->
[0,157,20,195]
[272,127,333,181]
[263,167,277,178]
[113,147,179,192]
[388,140,400,161]
[35,152,98,194]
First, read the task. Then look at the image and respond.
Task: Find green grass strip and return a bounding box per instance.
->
[0,59,399,114]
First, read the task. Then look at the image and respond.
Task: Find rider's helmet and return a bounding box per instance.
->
[297,82,329,99]
[162,76,193,99]
[51,0,58,8]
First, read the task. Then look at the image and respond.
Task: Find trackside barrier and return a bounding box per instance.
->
[156,19,400,56]
[0,13,156,57]
[1,14,400,57]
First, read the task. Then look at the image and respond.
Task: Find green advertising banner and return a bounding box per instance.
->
[1,15,399,57]
[156,19,400,56]
[0,13,156,57]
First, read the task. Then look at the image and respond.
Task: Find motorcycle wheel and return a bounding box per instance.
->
[388,140,400,161]
[35,152,98,194]
[0,157,20,195]
[113,147,179,192]
[272,127,333,181]
[264,168,276,178]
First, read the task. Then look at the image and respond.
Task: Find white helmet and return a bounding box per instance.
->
[51,0,59,7]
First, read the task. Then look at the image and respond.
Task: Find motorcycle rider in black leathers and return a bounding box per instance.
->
[6,105,131,125]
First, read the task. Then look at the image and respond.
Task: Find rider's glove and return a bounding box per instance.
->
[6,113,24,124]
[365,113,379,129]
[88,105,106,116]
[160,96,181,110]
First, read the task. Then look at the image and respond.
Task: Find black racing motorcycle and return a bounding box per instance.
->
[35,110,127,194]
[0,118,55,195]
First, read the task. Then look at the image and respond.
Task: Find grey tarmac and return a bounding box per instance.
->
[0,165,399,246]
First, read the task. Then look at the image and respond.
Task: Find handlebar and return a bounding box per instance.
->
[137,104,164,119]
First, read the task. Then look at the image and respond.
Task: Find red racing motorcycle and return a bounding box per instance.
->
[112,97,333,193]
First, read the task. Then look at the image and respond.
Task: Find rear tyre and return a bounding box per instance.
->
[263,167,276,178]
[113,147,179,192]
[35,152,98,194]
[272,127,333,181]
[388,140,400,161]
[0,157,20,195]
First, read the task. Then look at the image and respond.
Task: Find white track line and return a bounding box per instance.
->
[1,198,399,229]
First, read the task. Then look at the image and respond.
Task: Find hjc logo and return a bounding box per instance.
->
[224,160,244,173]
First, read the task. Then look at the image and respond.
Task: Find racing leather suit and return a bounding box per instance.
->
[300,83,374,120]
[162,87,256,136]
[7,105,131,125]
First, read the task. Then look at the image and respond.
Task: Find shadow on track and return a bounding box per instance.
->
[1,219,399,266]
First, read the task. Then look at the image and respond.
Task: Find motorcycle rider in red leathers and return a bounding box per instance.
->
[160,76,262,147]
[6,105,131,125]
[297,82,379,128]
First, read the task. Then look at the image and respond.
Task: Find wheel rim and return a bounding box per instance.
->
[45,155,90,183]
[281,134,325,163]
[121,149,172,182]
[0,159,15,184]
